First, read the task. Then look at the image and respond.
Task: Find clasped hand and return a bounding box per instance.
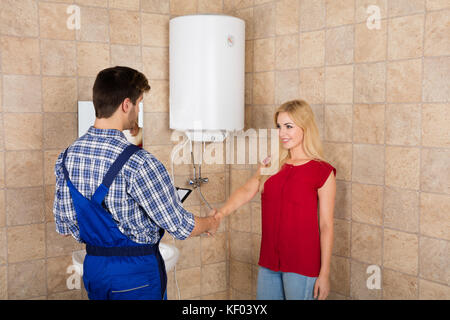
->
[205,208,222,236]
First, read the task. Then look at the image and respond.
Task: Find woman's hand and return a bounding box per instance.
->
[313,274,330,300]
[255,156,271,178]
[215,209,226,220]
[130,120,140,136]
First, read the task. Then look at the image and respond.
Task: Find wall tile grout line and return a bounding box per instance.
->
[417,4,427,299]
[0,42,6,299]
[37,0,46,300]
[379,0,389,300]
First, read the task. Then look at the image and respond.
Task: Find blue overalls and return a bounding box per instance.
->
[62,144,167,300]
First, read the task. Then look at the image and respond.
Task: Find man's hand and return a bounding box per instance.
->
[205,208,221,236]
[190,208,222,237]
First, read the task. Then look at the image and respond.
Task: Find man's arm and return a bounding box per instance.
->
[53,152,83,242]
[129,154,221,239]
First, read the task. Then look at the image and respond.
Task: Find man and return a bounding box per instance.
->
[53,66,220,300]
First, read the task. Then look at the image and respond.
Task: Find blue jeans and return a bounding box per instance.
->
[256,266,317,300]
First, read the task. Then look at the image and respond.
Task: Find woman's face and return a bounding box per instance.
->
[276,112,304,151]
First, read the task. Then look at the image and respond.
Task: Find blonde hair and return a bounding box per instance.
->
[259,99,326,191]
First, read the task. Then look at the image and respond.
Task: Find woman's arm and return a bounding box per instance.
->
[314,171,336,300]
[217,160,269,218]
[217,172,260,218]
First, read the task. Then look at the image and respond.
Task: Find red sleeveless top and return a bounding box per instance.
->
[259,160,336,277]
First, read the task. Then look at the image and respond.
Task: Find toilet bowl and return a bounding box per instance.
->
[72,243,180,276]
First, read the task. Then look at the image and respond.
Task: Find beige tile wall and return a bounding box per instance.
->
[225,0,449,300]
[0,0,230,300]
[0,0,448,301]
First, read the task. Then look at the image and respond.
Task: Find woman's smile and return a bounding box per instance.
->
[277,112,304,150]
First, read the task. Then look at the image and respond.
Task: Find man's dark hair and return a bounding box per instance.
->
[92,66,150,118]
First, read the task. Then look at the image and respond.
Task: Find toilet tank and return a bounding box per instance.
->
[169,14,245,142]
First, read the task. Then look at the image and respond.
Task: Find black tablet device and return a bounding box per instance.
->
[176,187,192,203]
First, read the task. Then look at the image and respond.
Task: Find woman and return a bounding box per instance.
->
[217,100,336,300]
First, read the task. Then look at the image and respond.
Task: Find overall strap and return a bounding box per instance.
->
[62,148,74,188]
[91,144,141,205]
[101,144,141,188]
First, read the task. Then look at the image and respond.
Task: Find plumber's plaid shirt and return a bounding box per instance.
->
[53,126,195,244]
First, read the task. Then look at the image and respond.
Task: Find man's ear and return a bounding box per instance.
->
[121,98,132,113]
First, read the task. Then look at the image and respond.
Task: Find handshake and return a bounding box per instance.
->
[202,208,224,237]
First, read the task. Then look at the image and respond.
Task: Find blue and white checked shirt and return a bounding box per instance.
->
[53,126,195,244]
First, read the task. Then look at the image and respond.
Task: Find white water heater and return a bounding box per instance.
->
[169,14,245,142]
